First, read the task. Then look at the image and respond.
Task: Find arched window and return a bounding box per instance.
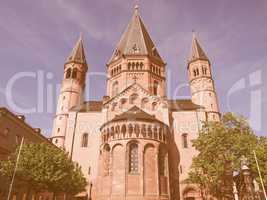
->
[193,69,197,77]
[112,81,119,97]
[196,68,199,76]
[159,147,166,176]
[129,143,138,173]
[152,102,157,111]
[153,80,159,95]
[81,133,89,147]
[202,66,207,75]
[182,133,188,148]
[141,98,149,109]
[103,144,111,176]
[129,93,138,104]
[66,68,71,79]
[72,68,78,79]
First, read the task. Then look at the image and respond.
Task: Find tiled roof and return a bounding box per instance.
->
[112,106,157,122]
[108,6,164,64]
[168,99,203,111]
[66,35,87,65]
[188,33,209,63]
[71,101,103,112]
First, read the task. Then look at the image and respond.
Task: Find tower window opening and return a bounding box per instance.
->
[193,69,197,77]
[128,62,131,70]
[196,68,199,76]
[136,62,139,70]
[202,66,207,75]
[66,68,71,79]
[182,133,188,148]
[132,62,135,70]
[129,143,138,174]
[72,68,78,79]
[140,62,144,70]
[57,128,60,133]
[81,133,89,148]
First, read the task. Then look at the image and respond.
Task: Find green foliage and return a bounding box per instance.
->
[0,143,87,195]
[188,113,267,199]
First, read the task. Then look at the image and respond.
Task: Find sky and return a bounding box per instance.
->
[0,0,267,137]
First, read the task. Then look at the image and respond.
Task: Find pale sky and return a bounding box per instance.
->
[0,0,267,136]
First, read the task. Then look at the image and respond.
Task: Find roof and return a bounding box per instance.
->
[168,99,204,111]
[112,106,157,122]
[66,35,87,66]
[0,107,50,142]
[188,33,209,64]
[108,6,164,64]
[71,101,103,112]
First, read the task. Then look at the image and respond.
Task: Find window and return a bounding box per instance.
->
[182,133,188,148]
[81,133,89,147]
[15,135,22,145]
[112,81,119,97]
[66,68,71,79]
[202,66,207,75]
[129,143,138,173]
[1,128,9,137]
[88,166,91,175]
[159,148,166,176]
[57,128,60,133]
[129,93,138,104]
[103,144,111,176]
[141,98,149,109]
[152,102,157,110]
[153,80,159,95]
[72,68,77,79]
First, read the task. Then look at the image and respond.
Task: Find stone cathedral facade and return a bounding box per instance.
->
[51,6,220,200]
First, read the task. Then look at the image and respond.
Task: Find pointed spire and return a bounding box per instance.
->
[108,5,164,64]
[66,35,87,65]
[188,32,209,63]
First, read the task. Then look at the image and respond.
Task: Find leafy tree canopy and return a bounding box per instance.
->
[0,143,87,195]
[188,113,267,199]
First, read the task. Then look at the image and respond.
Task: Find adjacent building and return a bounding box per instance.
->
[0,107,51,200]
[0,107,50,160]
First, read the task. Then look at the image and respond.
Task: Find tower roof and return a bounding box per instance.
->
[66,35,87,65]
[108,6,164,64]
[188,33,209,63]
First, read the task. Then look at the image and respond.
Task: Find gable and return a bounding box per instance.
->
[102,83,169,123]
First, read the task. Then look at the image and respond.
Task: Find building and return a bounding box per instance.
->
[0,107,51,199]
[0,107,50,160]
[51,6,220,200]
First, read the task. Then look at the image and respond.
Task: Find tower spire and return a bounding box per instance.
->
[134,4,139,15]
[108,5,164,64]
[188,32,209,64]
[66,35,87,66]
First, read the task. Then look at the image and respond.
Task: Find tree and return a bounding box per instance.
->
[0,143,87,199]
[188,113,267,200]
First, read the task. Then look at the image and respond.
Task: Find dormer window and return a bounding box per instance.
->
[132,44,140,53]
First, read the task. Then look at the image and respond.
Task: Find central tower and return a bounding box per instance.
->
[106,6,166,98]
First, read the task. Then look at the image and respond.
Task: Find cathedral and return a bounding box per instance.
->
[51,5,220,200]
